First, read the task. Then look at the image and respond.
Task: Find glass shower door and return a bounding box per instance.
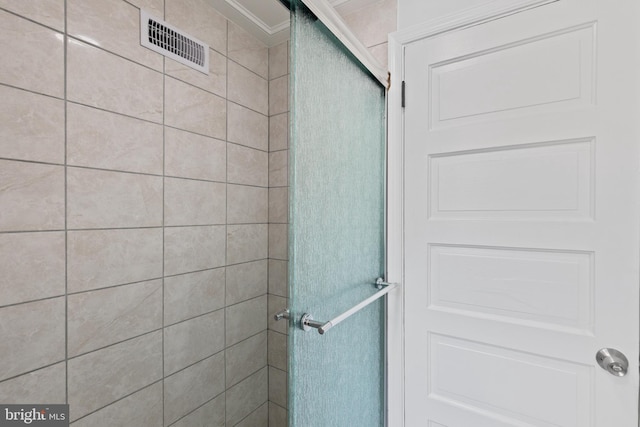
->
[288,2,387,426]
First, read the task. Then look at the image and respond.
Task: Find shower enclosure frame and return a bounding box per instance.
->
[286,0,399,425]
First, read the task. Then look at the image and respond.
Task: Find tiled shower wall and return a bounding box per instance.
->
[267,41,289,427]
[0,0,273,425]
[342,0,397,69]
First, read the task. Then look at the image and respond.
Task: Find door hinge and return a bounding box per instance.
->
[401,80,406,108]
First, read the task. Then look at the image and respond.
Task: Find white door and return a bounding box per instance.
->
[403,0,640,425]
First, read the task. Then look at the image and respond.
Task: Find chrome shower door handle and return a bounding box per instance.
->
[596,348,629,377]
[274,309,290,321]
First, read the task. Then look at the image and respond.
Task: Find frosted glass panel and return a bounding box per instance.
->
[289,2,386,427]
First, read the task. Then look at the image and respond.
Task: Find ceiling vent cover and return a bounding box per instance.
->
[140,10,209,74]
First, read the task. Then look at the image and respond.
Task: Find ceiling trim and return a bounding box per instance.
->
[224,0,289,35]
[207,0,384,46]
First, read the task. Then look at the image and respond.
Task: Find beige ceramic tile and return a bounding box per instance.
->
[225,367,268,426]
[269,114,288,152]
[268,224,288,261]
[125,0,164,18]
[165,0,227,55]
[268,259,288,298]
[170,393,225,427]
[71,383,163,427]
[227,185,268,225]
[164,226,226,276]
[268,75,288,116]
[369,42,389,70]
[227,102,268,151]
[0,363,65,404]
[68,331,162,421]
[227,224,268,265]
[164,352,225,425]
[235,402,268,427]
[0,85,64,164]
[0,0,64,30]
[269,187,288,224]
[67,39,163,122]
[68,0,163,71]
[227,61,268,115]
[164,310,225,375]
[0,160,64,232]
[166,48,226,98]
[0,11,63,97]
[165,178,226,226]
[0,297,65,381]
[268,330,287,372]
[269,402,287,427]
[67,168,163,229]
[267,295,288,335]
[269,42,288,80]
[228,22,268,79]
[228,144,268,187]
[165,127,226,182]
[226,260,267,306]
[0,232,64,307]
[165,77,226,139]
[268,366,287,409]
[226,331,267,388]
[67,103,163,175]
[68,280,163,357]
[164,268,225,326]
[225,295,267,347]
[67,228,163,293]
[269,151,288,187]
[341,0,397,48]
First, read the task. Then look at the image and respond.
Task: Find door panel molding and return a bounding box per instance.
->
[388,0,640,426]
[392,0,559,47]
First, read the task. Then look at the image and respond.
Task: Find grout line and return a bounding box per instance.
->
[0,6,64,34]
[163,74,228,103]
[227,98,270,120]
[227,139,270,154]
[165,391,224,427]
[269,365,287,376]
[66,33,164,75]
[0,156,66,168]
[269,401,287,412]
[266,44,273,424]
[66,98,163,126]
[65,329,162,362]
[0,360,66,386]
[226,355,269,392]
[224,19,230,425]
[163,306,225,330]
[0,150,271,183]
[266,111,271,427]
[63,0,69,406]
[0,294,68,311]
[161,1,167,421]
[0,258,274,311]
[0,229,66,235]
[232,400,269,426]
[68,380,163,424]
[224,293,268,312]
[0,82,64,101]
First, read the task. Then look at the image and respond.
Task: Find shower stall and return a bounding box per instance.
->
[0,0,394,425]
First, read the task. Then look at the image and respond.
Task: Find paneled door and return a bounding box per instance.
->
[403,0,640,425]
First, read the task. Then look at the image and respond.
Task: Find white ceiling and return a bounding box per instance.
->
[208,0,382,46]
